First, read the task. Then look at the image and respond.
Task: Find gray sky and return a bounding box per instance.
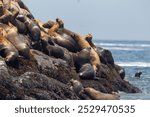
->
[22,0,150,40]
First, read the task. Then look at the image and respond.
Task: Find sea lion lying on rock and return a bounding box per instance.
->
[84,87,120,100]
[0,34,19,63]
[0,1,12,24]
[78,63,97,80]
[0,23,30,59]
[17,15,41,42]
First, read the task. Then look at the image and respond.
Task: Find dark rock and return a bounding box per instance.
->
[97,47,115,67]
[0,72,79,100]
[30,49,79,84]
[115,64,125,79]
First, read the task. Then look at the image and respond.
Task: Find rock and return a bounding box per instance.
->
[30,49,79,84]
[0,72,79,99]
[97,47,115,67]
[0,57,10,78]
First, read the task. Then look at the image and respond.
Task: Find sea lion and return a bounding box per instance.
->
[17,15,41,42]
[55,18,80,52]
[73,47,91,70]
[71,33,101,71]
[135,71,142,78]
[14,0,33,16]
[84,87,120,100]
[70,79,90,99]
[78,63,96,80]
[0,23,30,59]
[0,34,19,63]
[8,0,34,19]
[0,1,12,24]
[43,20,55,29]
[41,39,64,59]
[47,22,78,52]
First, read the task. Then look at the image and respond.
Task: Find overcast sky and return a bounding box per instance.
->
[22,0,150,41]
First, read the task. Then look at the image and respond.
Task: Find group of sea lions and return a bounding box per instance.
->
[0,0,125,99]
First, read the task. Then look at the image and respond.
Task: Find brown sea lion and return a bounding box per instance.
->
[0,34,19,63]
[55,18,75,36]
[8,0,34,19]
[0,23,30,59]
[43,20,55,29]
[46,22,78,52]
[84,87,120,100]
[14,0,32,15]
[0,1,12,24]
[71,33,101,71]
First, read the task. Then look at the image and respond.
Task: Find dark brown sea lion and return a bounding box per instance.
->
[0,34,19,63]
[73,47,91,71]
[135,71,142,78]
[84,87,120,100]
[41,38,64,59]
[55,18,80,52]
[0,23,30,59]
[17,15,41,42]
[78,63,96,80]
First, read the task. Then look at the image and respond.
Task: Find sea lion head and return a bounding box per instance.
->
[56,18,64,28]
[85,33,93,41]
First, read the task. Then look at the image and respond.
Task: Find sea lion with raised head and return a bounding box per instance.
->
[84,87,120,100]
[85,33,97,51]
[71,33,100,71]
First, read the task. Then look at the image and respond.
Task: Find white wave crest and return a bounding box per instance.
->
[116,62,150,67]
[95,43,150,48]
[100,47,143,51]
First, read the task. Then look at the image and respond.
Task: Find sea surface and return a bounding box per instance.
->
[95,40,150,100]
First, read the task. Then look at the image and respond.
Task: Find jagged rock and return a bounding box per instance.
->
[0,72,79,99]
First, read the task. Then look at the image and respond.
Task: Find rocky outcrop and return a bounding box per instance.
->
[0,0,141,100]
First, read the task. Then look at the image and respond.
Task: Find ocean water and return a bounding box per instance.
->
[95,40,150,100]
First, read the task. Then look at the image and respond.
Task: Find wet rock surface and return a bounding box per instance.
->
[0,0,141,100]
